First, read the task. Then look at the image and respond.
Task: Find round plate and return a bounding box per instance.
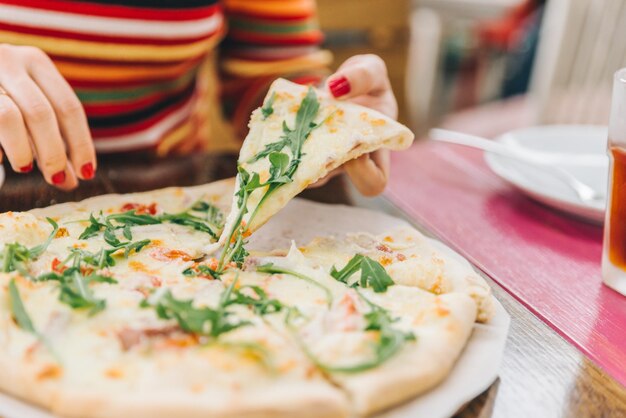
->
[484,125,609,224]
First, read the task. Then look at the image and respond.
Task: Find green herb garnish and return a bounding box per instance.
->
[8,278,36,332]
[183,264,221,280]
[257,263,333,306]
[330,254,364,283]
[141,279,249,338]
[285,292,414,373]
[226,285,284,315]
[35,232,148,315]
[261,91,276,120]
[1,218,59,275]
[220,88,323,272]
[330,255,395,293]
[8,278,59,358]
[79,200,223,241]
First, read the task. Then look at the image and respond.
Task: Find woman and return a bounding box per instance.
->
[0,0,398,196]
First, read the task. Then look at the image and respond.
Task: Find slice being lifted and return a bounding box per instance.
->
[215,78,414,270]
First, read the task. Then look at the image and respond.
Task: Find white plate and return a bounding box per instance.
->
[0,199,510,418]
[484,125,609,223]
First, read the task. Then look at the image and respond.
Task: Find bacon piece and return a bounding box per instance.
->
[120,202,158,215]
[116,325,180,351]
[376,243,392,253]
[51,258,67,273]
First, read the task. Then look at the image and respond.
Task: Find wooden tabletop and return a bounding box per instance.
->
[1,152,625,418]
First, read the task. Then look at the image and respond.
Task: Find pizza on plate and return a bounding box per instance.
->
[0,80,496,418]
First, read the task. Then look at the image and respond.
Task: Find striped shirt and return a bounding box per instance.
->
[0,0,331,154]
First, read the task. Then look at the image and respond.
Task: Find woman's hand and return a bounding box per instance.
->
[0,44,95,190]
[314,54,398,196]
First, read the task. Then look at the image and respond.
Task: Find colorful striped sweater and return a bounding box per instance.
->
[0,0,331,154]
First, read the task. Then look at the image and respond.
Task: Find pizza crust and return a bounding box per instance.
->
[327,289,476,416]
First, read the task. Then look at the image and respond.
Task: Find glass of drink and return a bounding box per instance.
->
[603,68,626,295]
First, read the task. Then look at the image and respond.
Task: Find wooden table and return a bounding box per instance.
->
[1,150,626,417]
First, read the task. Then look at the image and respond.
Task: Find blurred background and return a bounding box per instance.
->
[317,0,626,137]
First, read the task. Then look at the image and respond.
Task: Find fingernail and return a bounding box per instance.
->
[52,171,66,185]
[19,163,33,173]
[329,76,351,98]
[81,162,94,179]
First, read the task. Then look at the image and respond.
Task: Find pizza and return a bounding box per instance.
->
[214,78,414,258]
[0,80,496,418]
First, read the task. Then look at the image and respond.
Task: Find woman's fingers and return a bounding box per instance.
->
[0,94,34,173]
[344,150,390,197]
[1,72,72,187]
[327,54,390,99]
[28,52,95,180]
[327,54,398,119]
[55,161,79,191]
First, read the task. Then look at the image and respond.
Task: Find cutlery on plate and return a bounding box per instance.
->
[429,128,606,204]
[429,128,607,168]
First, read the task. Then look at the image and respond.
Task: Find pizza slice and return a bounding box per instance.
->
[215,78,414,271]
[241,243,478,416]
[280,227,495,323]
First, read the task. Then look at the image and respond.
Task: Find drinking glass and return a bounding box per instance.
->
[602,68,626,295]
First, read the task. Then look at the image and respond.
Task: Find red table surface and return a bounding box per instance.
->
[386,142,626,387]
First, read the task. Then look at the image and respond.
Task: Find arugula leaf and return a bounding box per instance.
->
[8,278,35,333]
[246,87,322,226]
[8,279,60,359]
[107,211,162,226]
[222,88,322,272]
[359,257,395,293]
[103,227,122,247]
[37,231,145,315]
[190,201,224,227]
[122,224,132,241]
[78,200,224,243]
[79,213,106,240]
[330,254,364,283]
[1,243,32,275]
[29,218,59,258]
[330,255,395,293]
[247,139,289,163]
[285,291,414,374]
[122,239,151,258]
[59,268,106,315]
[283,87,321,159]
[227,285,284,315]
[267,152,292,185]
[229,235,249,269]
[1,218,59,274]
[141,279,249,338]
[257,263,332,306]
[247,87,321,167]
[182,264,221,280]
[38,267,116,316]
[261,91,276,120]
[218,167,257,272]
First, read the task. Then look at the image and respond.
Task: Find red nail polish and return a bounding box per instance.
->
[19,162,33,173]
[328,76,351,98]
[51,171,66,185]
[81,162,94,179]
